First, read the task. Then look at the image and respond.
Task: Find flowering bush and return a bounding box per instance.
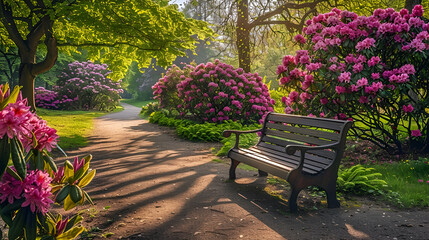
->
[175,60,274,123]
[0,84,96,239]
[35,87,60,109]
[152,64,194,111]
[277,5,429,154]
[36,61,123,111]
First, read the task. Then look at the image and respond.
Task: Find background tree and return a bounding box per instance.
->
[0,0,213,110]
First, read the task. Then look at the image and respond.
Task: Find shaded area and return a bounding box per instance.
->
[66,103,429,239]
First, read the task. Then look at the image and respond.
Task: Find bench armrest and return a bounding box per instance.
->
[285,142,340,170]
[223,129,262,149]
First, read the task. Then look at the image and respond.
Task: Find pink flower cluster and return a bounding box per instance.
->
[152,64,195,109]
[0,169,53,214]
[175,60,274,123]
[0,85,58,151]
[277,5,428,152]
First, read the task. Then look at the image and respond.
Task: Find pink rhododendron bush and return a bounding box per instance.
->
[152,64,194,110]
[277,5,429,154]
[36,61,123,111]
[0,84,96,239]
[153,60,274,123]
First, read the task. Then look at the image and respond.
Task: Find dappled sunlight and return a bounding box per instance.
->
[64,104,428,239]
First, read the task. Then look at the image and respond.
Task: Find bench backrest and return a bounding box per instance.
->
[259,113,352,163]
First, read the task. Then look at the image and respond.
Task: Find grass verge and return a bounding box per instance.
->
[369,158,429,208]
[121,98,154,108]
[37,108,120,150]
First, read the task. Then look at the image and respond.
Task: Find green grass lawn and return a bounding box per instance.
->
[369,158,429,208]
[37,107,122,150]
[121,98,154,108]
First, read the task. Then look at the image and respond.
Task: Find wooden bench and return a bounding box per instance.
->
[223,112,352,212]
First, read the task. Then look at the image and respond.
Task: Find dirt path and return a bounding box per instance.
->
[68,103,429,240]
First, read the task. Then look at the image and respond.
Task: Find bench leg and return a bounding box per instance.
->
[258,170,268,177]
[326,188,340,208]
[289,188,301,213]
[229,159,240,180]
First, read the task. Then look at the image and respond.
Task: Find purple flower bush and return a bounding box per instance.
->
[174,60,274,123]
[35,87,60,109]
[0,84,96,239]
[36,61,123,111]
[277,5,429,154]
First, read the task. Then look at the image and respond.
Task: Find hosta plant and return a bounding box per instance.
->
[0,84,96,240]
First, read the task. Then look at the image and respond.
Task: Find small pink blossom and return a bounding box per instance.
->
[411,129,422,137]
[402,104,414,113]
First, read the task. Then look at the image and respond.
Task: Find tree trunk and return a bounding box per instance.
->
[405,0,422,12]
[19,63,36,110]
[236,0,251,73]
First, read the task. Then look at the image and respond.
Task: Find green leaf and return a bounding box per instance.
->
[10,137,27,179]
[8,208,25,240]
[0,137,11,179]
[42,154,58,173]
[64,196,77,211]
[64,214,83,233]
[82,190,94,205]
[6,167,22,181]
[0,199,25,226]
[78,169,95,188]
[57,226,85,240]
[55,185,71,203]
[0,85,21,110]
[24,210,37,240]
[69,185,83,203]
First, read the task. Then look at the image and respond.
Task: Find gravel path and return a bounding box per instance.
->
[68,103,429,240]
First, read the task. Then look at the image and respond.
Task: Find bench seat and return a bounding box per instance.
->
[224,112,352,212]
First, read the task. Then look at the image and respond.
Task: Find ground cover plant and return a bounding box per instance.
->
[277,5,429,154]
[153,60,275,123]
[0,84,96,239]
[36,61,123,112]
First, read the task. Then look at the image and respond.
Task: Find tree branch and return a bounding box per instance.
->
[249,0,325,28]
[252,20,301,29]
[31,22,58,76]
[0,0,27,51]
[56,41,163,51]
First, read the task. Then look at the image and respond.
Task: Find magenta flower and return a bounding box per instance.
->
[402,104,414,113]
[356,38,376,51]
[411,129,422,137]
[0,170,53,214]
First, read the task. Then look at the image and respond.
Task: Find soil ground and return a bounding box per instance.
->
[65,103,429,240]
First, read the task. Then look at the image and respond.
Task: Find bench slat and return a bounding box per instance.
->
[253,145,332,167]
[230,149,318,175]
[246,147,327,172]
[267,113,346,131]
[265,122,340,141]
[258,141,336,160]
[265,129,333,146]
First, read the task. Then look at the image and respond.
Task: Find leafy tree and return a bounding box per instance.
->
[0,0,213,110]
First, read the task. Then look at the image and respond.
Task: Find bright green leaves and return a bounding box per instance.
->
[54,0,214,80]
[337,165,388,195]
[0,84,21,110]
[53,154,96,210]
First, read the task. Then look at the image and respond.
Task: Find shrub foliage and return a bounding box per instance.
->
[277,5,429,154]
[153,60,275,124]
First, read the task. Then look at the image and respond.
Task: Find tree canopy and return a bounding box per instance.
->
[0,0,213,109]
